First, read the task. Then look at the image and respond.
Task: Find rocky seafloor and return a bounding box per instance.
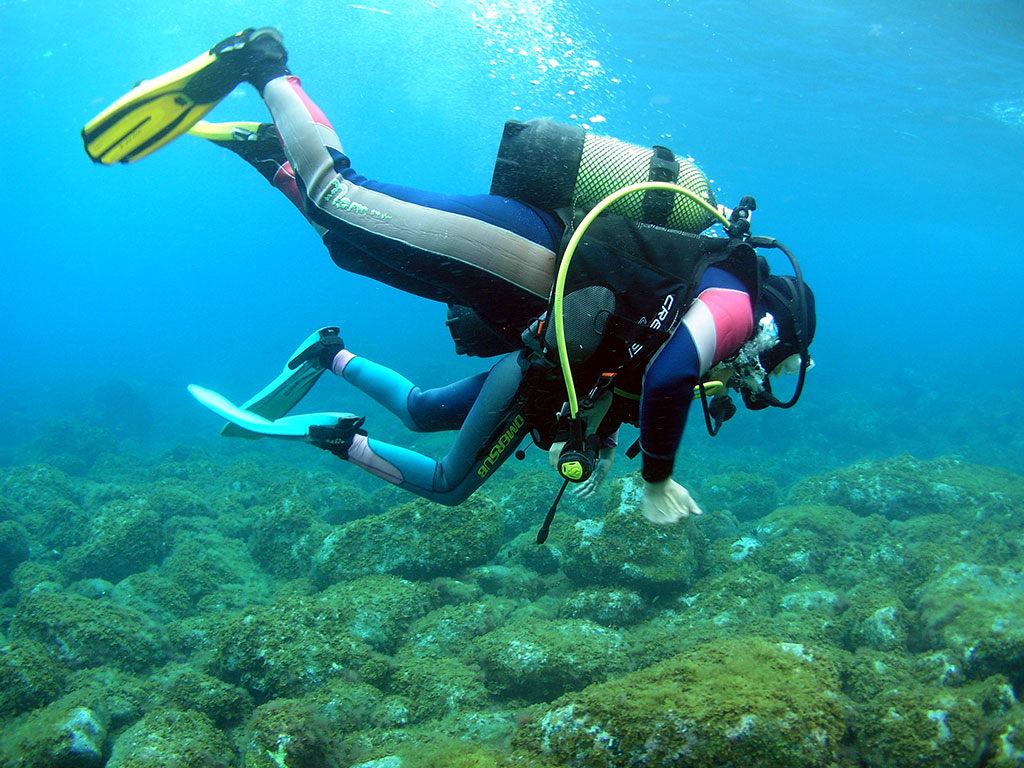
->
[1,421,1023,767]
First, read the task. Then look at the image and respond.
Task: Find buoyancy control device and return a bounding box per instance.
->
[447,118,723,358]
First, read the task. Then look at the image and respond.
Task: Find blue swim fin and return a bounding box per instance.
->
[221,327,344,438]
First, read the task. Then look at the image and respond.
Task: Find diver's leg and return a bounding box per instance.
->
[188,121,307,216]
[329,352,531,505]
[329,349,487,432]
[258,73,560,328]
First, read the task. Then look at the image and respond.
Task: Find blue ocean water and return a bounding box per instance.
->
[2,0,1023,470]
[4,4,1024,765]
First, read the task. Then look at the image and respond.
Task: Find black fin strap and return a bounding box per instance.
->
[309,416,367,460]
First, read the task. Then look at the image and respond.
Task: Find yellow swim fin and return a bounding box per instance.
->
[186,119,265,143]
[82,27,285,165]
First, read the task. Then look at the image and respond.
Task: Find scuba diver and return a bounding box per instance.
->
[82,27,816,527]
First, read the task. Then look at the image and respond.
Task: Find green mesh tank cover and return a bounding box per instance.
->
[490,118,717,234]
[576,132,715,232]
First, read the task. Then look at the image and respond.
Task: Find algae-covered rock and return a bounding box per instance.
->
[313,494,503,584]
[515,638,844,767]
[3,464,88,550]
[106,708,236,768]
[157,663,254,727]
[390,734,564,768]
[558,586,647,627]
[770,575,847,646]
[314,679,387,732]
[160,532,270,606]
[0,639,69,716]
[988,704,1024,767]
[247,497,331,579]
[487,467,584,537]
[10,560,64,599]
[10,591,166,672]
[841,583,910,652]
[852,676,1014,767]
[700,471,779,522]
[318,575,438,653]
[915,562,1024,685]
[629,566,784,667]
[474,618,631,701]
[284,472,391,526]
[144,477,211,519]
[59,498,165,583]
[0,692,110,768]
[402,599,517,660]
[840,648,915,703]
[389,652,490,722]
[1,463,80,513]
[913,649,967,688]
[165,609,236,658]
[65,667,160,731]
[560,474,700,592]
[27,419,120,476]
[111,572,192,624]
[470,563,545,599]
[216,593,386,700]
[240,697,358,768]
[751,504,863,583]
[788,455,1024,521]
[0,519,30,584]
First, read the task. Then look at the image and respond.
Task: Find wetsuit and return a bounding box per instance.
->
[254,74,755,504]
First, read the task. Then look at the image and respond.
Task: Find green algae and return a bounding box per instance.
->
[915,562,1024,685]
[110,571,192,624]
[10,591,167,672]
[248,498,331,579]
[790,454,1024,522]
[514,637,844,768]
[106,708,236,767]
[699,471,779,522]
[1,446,1023,765]
[403,598,517,660]
[0,639,69,717]
[852,676,1014,767]
[59,498,166,583]
[0,691,111,767]
[0,519,30,584]
[388,652,490,722]
[241,697,357,768]
[319,574,439,653]
[157,663,254,726]
[560,474,701,592]
[557,586,647,627]
[392,735,563,768]
[313,493,504,584]
[160,531,272,608]
[473,617,632,701]
[215,595,386,700]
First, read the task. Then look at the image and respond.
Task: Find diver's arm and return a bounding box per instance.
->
[638,269,754,522]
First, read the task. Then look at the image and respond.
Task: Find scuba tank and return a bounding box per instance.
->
[490,118,719,233]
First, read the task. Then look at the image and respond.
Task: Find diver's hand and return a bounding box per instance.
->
[642,478,703,524]
[573,447,614,500]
